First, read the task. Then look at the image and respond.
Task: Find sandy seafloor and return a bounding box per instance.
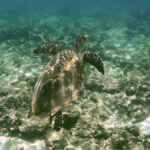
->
[0,10,150,150]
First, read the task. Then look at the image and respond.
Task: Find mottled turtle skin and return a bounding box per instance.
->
[32,35,104,130]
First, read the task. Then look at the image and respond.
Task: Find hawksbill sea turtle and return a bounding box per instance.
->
[32,34,104,130]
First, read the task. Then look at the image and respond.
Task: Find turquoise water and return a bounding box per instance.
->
[0,0,150,149]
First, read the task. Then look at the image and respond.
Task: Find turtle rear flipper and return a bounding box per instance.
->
[82,51,105,74]
[51,110,63,131]
[33,44,63,55]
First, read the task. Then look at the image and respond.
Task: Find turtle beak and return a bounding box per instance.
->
[83,34,88,39]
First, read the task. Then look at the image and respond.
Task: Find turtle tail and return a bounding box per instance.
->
[33,44,63,55]
[82,51,105,74]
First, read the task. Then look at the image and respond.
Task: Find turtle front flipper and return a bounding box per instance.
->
[82,51,105,74]
[51,110,63,131]
[33,43,63,55]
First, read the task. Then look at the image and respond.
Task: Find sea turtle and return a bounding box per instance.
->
[32,34,104,130]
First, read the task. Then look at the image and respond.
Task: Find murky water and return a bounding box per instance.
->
[0,0,150,149]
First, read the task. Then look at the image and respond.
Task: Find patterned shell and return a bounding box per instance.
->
[32,49,85,117]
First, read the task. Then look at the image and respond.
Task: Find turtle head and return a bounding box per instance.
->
[73,34,88,54]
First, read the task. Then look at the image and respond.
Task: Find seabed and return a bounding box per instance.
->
[0,9,150,150]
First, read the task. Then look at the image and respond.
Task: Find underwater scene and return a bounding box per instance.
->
[0,0,150,149]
